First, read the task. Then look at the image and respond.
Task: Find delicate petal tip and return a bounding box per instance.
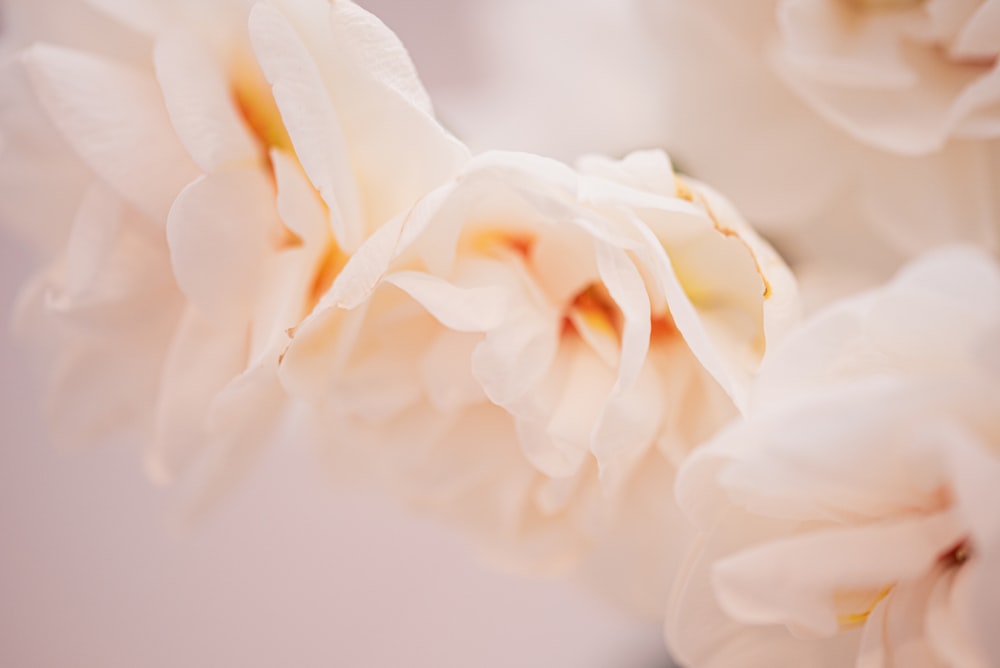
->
[327,0,435,115]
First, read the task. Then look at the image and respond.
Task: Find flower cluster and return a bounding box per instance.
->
[3,0,467,506]
[2,1,999,666]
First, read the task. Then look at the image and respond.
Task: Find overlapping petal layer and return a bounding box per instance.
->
[670,247,1000,667]
[280,148,798,616]
[2,0,467,508]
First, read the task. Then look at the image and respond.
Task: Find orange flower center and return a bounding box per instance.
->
[230,59,346,316]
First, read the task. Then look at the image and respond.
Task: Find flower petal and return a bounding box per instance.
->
[713,511,964,635]
[324,0,435,115]
[322,0,470,231]
[951,1,1000,61]
[924,567,991,668]
[593,362,664,489]
[666,509,858,668]
[383,271,508,333]
[249,2,363,251]
[271,147,328,247]
[773,34,983,154]
[147,307,248,484]
[45,185,175,325]
[590,242,661,486]
[264,0,470,236]
[517,340,613,478]
[419,329,486,411]
[166,168,277,320]
[22,44,199,222]
[153,30,260,172]
[471,284,561,407]
[0,59,89,251]
[178,353,288,518]
[856,571,941,668]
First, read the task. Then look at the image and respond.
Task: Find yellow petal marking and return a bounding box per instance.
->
[469,228,535,260]
[232,63,294,155]
[835,586,893,629]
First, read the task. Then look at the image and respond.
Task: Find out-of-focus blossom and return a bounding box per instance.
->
[3,0,467,504]
[279,148,799,616]
[669,246,1000,667]
[642,0,1000,268]
[774,0,1000,154]
[0,0,147,251]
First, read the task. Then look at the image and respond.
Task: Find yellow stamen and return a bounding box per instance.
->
[835,586,893,629]
[674,176,695,202]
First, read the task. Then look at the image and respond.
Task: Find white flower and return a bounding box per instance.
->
[642,0,1000,266]
[669,246,1000,667]
[279,148,798,616]
[773,0,1000,155]
[4,0,467,504]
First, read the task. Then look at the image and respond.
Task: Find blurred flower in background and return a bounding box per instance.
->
[774,0,1000,154]
[670,246,1000,667]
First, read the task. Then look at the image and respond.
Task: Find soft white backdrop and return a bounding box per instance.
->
[0,1,671,666]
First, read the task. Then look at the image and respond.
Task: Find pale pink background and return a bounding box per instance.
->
[0,1,671,666]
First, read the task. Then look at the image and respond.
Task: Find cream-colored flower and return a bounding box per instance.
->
[641,0,1000,270]
[774,0,1000,155]
[279,148,798,616]
[669,246,1000,667]
[4,0,467,503]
